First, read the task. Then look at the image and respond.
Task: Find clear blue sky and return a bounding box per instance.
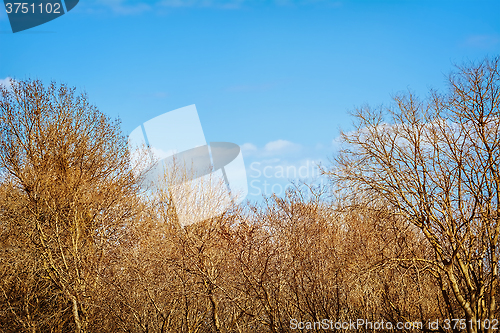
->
[1,0,499,200]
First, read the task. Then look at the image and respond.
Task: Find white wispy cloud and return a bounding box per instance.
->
[241,139,302,158]
[264,139,299,153]
[0,77,12,90]
[242,139,327,176]
[82,0,246,13]
[77,0,343,15]
[462,34,500,49]
[240,142,258,154]
[159,0,341,9]
[160,0,245,9]
[80,0,152,15]
[241,139,335,198]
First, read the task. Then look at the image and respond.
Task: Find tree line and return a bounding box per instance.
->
[1,56,499,333]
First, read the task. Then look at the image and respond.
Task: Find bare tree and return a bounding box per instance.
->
[326,56,500,333]
[0,79,140,333]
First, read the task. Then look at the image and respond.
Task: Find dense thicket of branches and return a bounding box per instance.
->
[1,56,499,332]
[327,56,500,333]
